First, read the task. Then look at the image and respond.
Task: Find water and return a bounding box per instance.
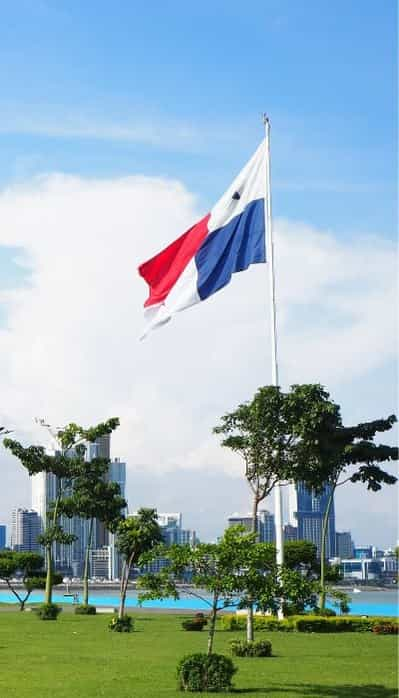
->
[0,589,397,616]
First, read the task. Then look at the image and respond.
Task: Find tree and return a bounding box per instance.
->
[58,458,126,607]
[139,526,259,655]
[296,414,398,611]
[139,527,319,652]
[115,508,163,620]
[213,384,341,637]
[3,418,119,606]
[0,551,62,611]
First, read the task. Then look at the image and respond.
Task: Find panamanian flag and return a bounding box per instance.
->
[138,140,266,336]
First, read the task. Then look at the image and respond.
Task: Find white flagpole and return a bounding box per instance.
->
[263,115,284,617]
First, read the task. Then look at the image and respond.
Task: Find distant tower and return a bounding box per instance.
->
[335,531,354,559]
[11,509,41,552]
[0,525,5,549]
[227,510,275,543]
[31,433,126,577]
[288,482,336,558]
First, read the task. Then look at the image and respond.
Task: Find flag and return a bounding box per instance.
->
[138,140,266,336]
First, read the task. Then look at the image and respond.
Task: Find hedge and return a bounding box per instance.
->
[230,639,272,657]
[220,614,398,634]
[220,615,293,632]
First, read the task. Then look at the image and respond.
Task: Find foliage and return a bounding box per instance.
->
[176,653,237,692]
[213,384,352,637]
[139,526,260,654]
[0,552,60,610]
[327,588,350,614]
[74,604,96,615]
[108,615,134,632]
[3,417,120,605]
[182,614,208,631]
[116,508,163,620]
[291,616,398,633]
[230,639,272,657]
[57,430,125,606]
[219,614,398,634]
[35,603,62,620]
[213,385,398,616]
[213,384,343,500]
[140,527,319,653]
[220,614,293,632]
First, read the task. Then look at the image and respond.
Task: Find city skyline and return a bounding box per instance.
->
[1,447,396,553]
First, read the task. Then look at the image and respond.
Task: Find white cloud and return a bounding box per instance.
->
[0,173,396,542]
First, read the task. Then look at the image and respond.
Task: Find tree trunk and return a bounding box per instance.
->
[45,544,52,605]
[118,557,132,619]
[319,484,336,612]
[246,495,259,642]
[82,519,94,606]
[6,579,23,609]
[45,494,61,606]
[207,595,218,655]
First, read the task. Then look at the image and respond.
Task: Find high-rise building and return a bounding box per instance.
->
[283,524,298,542]
[335,531,354,559]
[157,513,196,546]
[89,546,112,580]
[288,482,336,558]
[227,510,275,543]
[31,434,126,576]
[0,525,6,549]
[10,509,41,552]
[141,513,197,576]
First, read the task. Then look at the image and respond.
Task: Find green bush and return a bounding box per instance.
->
[108,615,134,633]
[220,614,293,632]
[372,622,398,635]
[230,639,272,657]
[220,613,398,634]
[74,604,96,615]
[177,653,237,692]
[291,616,398,633]
[35,603,62,620]
[182,619,207,631]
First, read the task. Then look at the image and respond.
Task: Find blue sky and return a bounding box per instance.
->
[0,0,396,233]
[0,1,397,544]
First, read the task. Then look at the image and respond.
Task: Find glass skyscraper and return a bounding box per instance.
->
[288,482,336,559]
[31,434,126,576]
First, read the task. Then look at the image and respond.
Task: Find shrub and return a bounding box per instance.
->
[74,604,96,615]
[35,603,62,620]
[177,653,237,692]
[108,615,134,633]
[182,614,208,631]
[230,639,272,657]
[220,613,398,634]
[372,622,398,635]
[220,614,293,632]
[292,616,398,633]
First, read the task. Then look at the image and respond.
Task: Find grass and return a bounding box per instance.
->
[0,610,397,697]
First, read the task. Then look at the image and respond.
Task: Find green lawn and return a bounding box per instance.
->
[0,611,396,697]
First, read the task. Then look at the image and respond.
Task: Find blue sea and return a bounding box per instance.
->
[0,589,397,616]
